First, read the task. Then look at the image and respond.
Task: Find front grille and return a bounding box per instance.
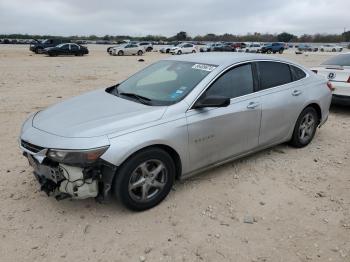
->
[21,140,45,153]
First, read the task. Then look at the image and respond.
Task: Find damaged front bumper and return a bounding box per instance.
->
[21,143,116,202]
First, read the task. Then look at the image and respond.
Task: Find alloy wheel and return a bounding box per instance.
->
[128,159,168,203]
[298,113,316,143]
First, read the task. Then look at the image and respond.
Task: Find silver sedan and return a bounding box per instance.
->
[19,53,332,210]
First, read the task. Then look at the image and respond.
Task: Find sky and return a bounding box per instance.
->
[0,0,349,37]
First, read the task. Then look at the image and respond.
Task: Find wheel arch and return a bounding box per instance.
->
[114,144,183,180]
[306,102,322,123]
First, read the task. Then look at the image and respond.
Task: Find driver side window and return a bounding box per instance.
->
[205,63,254,98]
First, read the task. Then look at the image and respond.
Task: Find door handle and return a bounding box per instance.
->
[292,90,302,96]
[247,102,260,109]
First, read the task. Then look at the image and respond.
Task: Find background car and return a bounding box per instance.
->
[212,43,236,52]
[111,43,144,56]
[245,43,262,53]
[169,43,196,55]
[30,39,69,54]
[319,44,343,52]
[260,42,285,54]
[44,43,88,56]
[311,52,350,105]
[138,42,153,52]
[297,44,314,52]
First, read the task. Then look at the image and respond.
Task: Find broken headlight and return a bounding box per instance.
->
[47,146,109,167]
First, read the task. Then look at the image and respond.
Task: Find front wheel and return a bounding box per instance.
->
[192,50,196,53]
[267,49,272,54]
[278,49,284,54]
[137,50,143,56]
[114,148,175,211]
[290,107,318,148]
[177,50,182,55]
[118,50,124,56]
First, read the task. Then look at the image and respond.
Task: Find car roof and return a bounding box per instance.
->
[164,52,298,67]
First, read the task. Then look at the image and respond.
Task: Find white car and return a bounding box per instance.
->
[170,43,196,55]
[319,44,343,52]
[111,43,144,56]
[245,43,262,53]
[311,52,350,105]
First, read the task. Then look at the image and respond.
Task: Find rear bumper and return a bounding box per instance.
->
[332,94,350,106]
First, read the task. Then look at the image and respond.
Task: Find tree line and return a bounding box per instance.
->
[1,31,350,43]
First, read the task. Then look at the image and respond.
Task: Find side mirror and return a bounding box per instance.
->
[193,95,230,109]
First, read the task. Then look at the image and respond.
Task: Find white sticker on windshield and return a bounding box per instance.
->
[192,64,217,72]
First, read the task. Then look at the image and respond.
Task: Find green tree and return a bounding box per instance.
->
[277,32,295,42]
[342,31,350,42]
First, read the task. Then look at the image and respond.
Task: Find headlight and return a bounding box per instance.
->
[47,146,109,167]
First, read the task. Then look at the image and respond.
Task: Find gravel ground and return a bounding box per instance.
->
[0,45,349,262]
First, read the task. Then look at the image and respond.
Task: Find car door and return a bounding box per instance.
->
[186,63,262,172]
[70,44,79,55]
[256,61,307,147]
[182,44,190,53]
[60,44,70,55]
[124,44,132,55]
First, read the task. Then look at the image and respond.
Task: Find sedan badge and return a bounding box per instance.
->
[327,72,336,80]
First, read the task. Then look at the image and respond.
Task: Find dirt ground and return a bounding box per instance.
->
[0,45,349,262]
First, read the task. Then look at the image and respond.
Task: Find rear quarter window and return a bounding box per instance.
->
[257,61,292,90]
[290,65,307,81]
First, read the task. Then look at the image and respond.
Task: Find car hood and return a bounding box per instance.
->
[32,89,167,138]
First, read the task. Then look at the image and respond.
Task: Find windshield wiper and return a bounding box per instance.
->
[119,92,152,105]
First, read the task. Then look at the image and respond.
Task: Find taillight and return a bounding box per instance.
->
[311,70,318,74]
[347,76,350,83]
[327,81,335,91]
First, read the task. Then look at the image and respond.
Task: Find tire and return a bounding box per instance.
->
[114,148,175,211]
[267,49,272,54]
[146,47,152,52]
[137,50,143,56]
[192,50,196,53]
[289,107,319,148]
[166,49,170,53]
[320,48,324,52]
[48,52,56,57]
[177,50,182,55]
[246,49,249,53]
[35,48,42,54]
[118,50,124,56]
[332,48,336,52]
[278,49,284,54]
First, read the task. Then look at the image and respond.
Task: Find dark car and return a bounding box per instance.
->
[212,43,236,52]
[44,43,89,57]
[260,42,285,54]
[30,39,69,54]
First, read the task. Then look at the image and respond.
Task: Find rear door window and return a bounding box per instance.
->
[257,61,292,90]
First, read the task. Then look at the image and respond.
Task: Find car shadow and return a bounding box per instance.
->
[330,104,350,115]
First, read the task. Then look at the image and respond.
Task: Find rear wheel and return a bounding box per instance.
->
[114,148,175,211]
[192,50,196,53]
[278,49,284,54]
[118,50,124,56]
[332,48,336,52]
[320,48,324,52]
[290,107,318,148]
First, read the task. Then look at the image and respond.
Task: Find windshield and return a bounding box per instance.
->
[113,60,217,106]
[321,54,350,66]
